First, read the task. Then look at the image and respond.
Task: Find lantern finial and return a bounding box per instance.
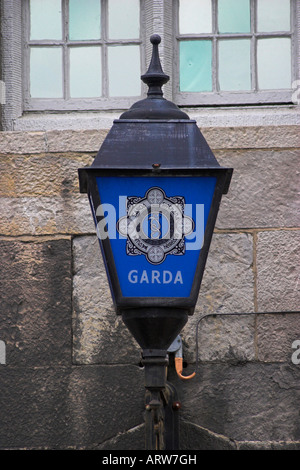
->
[141,34,169,98]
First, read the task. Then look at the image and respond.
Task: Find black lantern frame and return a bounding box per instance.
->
[79,35,232,352]
[78,34,233,450]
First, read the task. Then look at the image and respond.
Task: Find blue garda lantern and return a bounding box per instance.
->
[78,35,233,355]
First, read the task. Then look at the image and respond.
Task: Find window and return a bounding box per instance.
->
[175,0,297,105]
[1,0,299,130]
[23,0,144,111]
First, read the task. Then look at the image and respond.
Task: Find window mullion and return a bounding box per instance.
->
[102,0,108,98]
[212,0,218,92]
[251,0,257,92]
[63,0,69,100]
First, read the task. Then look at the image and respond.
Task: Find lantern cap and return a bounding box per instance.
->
[120,34,189,120]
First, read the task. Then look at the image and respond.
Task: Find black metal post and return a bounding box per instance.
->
[142,349,180,450]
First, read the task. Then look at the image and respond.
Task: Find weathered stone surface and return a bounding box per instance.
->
[0,364,144,449]
[202,125,300,150]
[94,424,145,450]
[72,233,254,365]
[180,421,237,450]
[215,149,300,229]
[72,235,141,365]
[0,131,46,154]
[256,230,300,312]
[237,440,300,450]
[0,239,72,366]
[0,130,107,154]
[1,126,299,154]
[45,129,107,153]
[182,233,255,363]
[0,194,94,235]
[170,363,300,442]
[0,153,94,197]
[256,312,300,363]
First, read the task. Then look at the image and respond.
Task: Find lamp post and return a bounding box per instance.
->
[78,34,232,450]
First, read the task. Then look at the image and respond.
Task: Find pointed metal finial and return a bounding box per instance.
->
[119,34,190,119]
[141,34,170,98]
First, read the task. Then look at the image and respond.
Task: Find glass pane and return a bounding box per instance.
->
[218,0,250,33]
[257,38,291,89]
[179,0,212,34]
[179,40,212,92]
[30,47,62,98]
[108,46,141,96]
[108,0,140,39]
[69,0,101,40]
[218,40,251,90]
[257,0,290,32]
[30,0,62,40]
[70,47,102,97]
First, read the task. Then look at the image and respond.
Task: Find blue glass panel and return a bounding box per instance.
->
[69,0,101,40]
[95,176,216,298]
[180,41,212,92]
[218,0,250,33]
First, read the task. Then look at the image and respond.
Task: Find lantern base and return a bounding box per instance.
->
[121,307,188,351]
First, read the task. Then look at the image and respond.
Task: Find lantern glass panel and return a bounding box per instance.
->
[94,175,217,298]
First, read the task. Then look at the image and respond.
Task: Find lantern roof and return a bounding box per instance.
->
[79,34,232,195]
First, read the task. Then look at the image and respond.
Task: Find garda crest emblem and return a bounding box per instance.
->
[117,187,194,265]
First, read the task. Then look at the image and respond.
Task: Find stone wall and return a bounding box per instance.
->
[0,125,299,449]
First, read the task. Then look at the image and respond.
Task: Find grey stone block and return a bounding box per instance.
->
[180,420,236,450]
[256,230,300,312]
[0,239,72,366]
[215,149,300,229]
[72,235,141,365]
[0,153,94,197]
[182,233,255,363]
[72,233,254,365]
[256,312,300,363]
[94,424,145,450]
[0,364,144,449]
[170,363,300,442]
[0,195,94,235]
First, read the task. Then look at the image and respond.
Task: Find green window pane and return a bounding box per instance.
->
[218,0,250,33]
[257,0,290,32]
[218,39,251,90]
[179,0,212,34]
[179,41,212,92]
[70,47,102,97]
[257,38,291,90]
[30,0,62,40]
[108,46,141,96]
[108,0,140,39]
[30,47,63,98]
[69,0,101,40]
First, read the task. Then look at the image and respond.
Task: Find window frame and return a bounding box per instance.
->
[173,0,299,106]
[22,0,146,112]
[0,0,299,131]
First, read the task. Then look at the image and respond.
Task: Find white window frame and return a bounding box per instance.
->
[173,0,299,106]
[22,0,146,112]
